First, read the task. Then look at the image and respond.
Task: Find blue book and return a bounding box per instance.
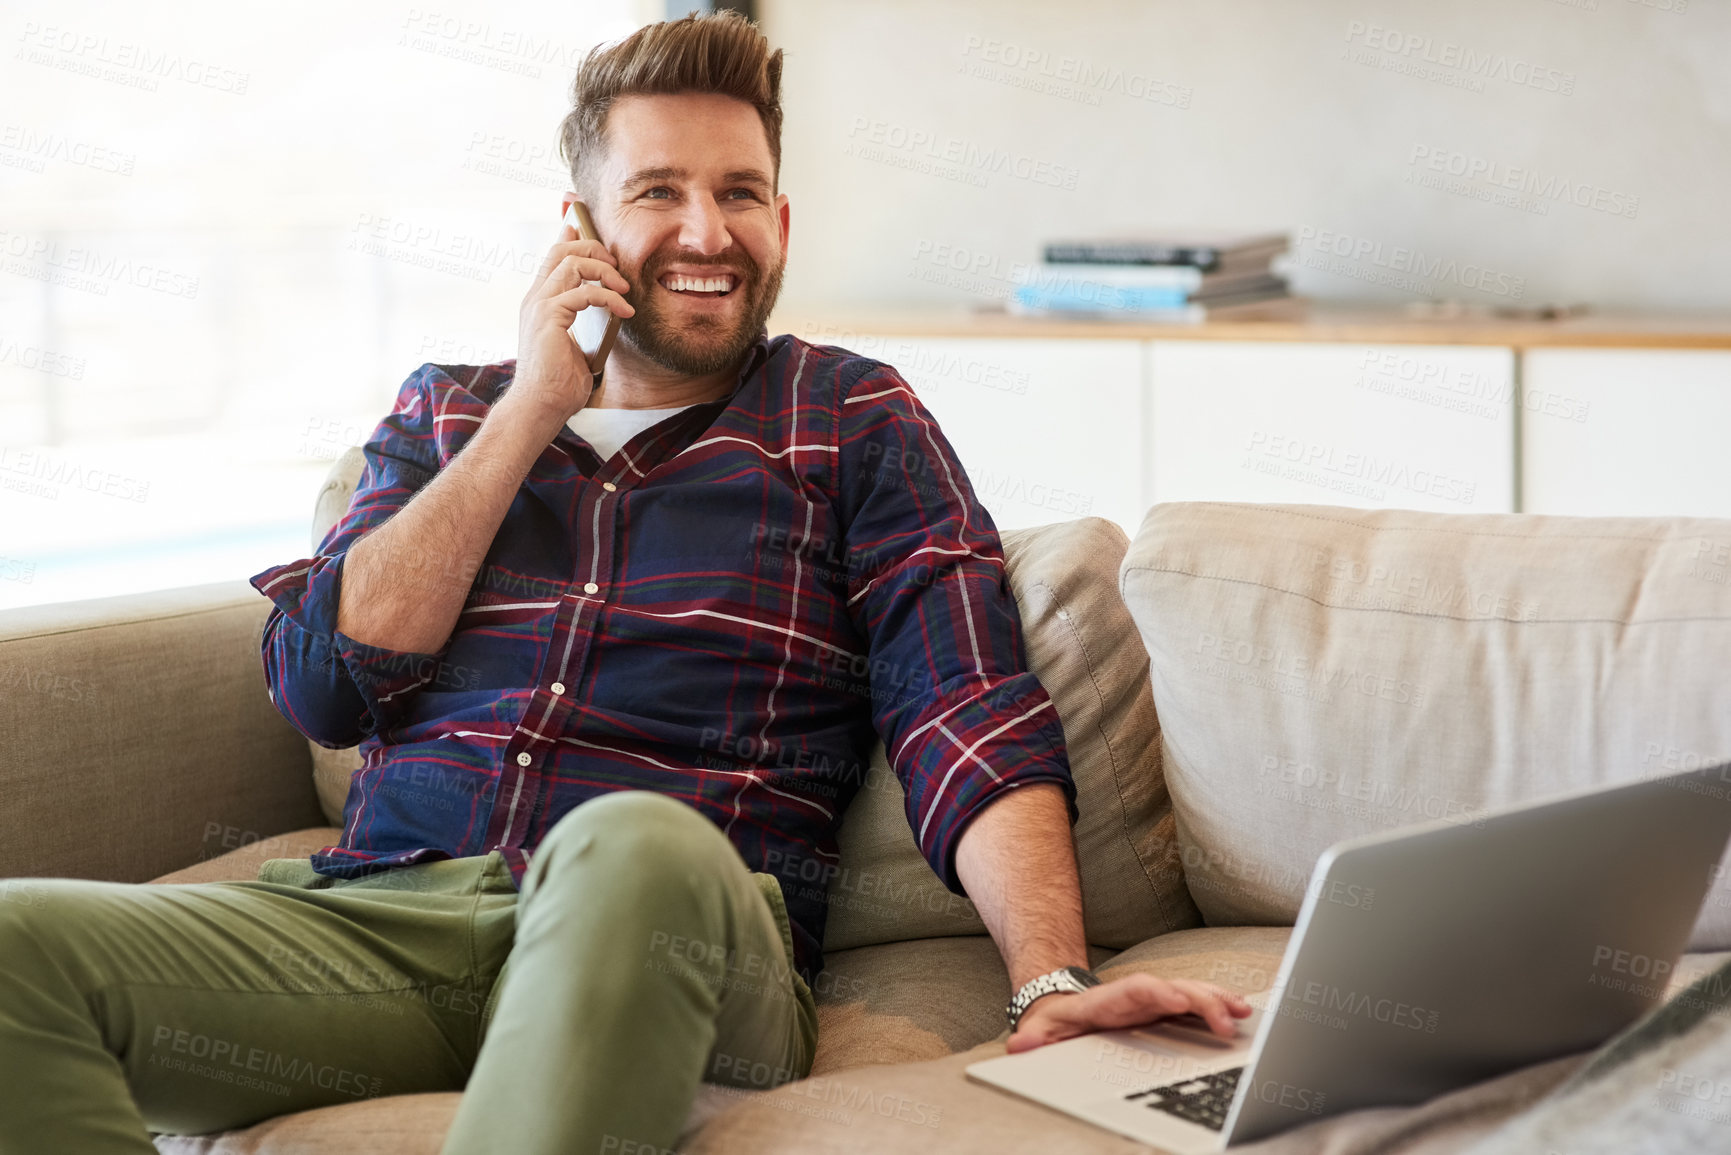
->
[1012,283,1194,312]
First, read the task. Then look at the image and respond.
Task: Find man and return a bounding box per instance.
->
[0,12,1246,1154]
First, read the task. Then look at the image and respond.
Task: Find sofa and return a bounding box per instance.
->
[3,443,1729,1154]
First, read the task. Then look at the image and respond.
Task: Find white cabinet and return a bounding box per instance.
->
[791,331,1146,534]
[791,330,1730,531]
[1522,350,1731,518]
[1148,341,1516,514]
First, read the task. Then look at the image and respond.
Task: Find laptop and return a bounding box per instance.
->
[966,762,1731,1151]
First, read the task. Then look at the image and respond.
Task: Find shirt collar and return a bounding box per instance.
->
[716,328,772,405]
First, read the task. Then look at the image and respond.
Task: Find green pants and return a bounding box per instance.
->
[0,791,818,1155]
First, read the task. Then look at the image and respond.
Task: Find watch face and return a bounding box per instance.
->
[1065,966,1101,988]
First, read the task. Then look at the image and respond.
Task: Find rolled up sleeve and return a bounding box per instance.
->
[249,367,447,747]
[836,364,1076,895]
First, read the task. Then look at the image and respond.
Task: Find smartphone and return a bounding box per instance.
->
[559,195,622,388]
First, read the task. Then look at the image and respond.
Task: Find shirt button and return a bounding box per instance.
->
[583,582,599,594]
[550,681,566,695]
[516,752,531,767]
[602,481,617,492]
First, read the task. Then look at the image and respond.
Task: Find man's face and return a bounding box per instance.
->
[588,92,790,377]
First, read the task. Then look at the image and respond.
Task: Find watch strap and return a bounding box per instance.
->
[1005,965,1101,1031]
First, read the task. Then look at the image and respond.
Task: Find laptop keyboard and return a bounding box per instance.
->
[1123,1066,1244,1132]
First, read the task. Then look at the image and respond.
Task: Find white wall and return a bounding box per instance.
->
[760,0,1730,314]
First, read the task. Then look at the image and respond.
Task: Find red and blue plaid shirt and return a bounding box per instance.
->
[250,331,1075,980]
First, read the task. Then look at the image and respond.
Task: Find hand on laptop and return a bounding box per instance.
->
[1006,975,1252,1054]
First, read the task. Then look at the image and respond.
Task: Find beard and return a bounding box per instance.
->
[616,241,785,377]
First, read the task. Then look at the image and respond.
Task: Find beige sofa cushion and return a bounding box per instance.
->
[306,446,370,826]
[683,925,1290,1154]
[308,449,1198,953]
[0,582,323,883]
[150,1088,744,1154]
[150,828,343,886]
[147,928,1280,1155]
[1120,502,1731,949]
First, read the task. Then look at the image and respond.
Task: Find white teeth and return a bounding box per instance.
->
[663,274,735,293]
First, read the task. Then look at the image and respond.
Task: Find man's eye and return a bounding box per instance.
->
[644,187,674,199]
[725,188,760,201]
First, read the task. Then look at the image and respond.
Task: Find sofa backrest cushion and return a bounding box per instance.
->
[307,447,368,827]
[1120,501,1731,950]
[309,449,1199,952]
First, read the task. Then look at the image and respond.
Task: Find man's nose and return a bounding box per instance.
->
[676,195,732,256]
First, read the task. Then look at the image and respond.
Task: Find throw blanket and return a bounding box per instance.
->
[1467,955,1731,1154]
[1236,954,1731,1155]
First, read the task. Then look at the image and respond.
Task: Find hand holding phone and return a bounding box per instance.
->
[562,198,623,389]
[510,196,633,424]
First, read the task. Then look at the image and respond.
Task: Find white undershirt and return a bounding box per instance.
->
[566,404,694,461]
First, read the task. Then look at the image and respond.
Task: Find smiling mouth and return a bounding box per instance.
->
[659,272,738,298]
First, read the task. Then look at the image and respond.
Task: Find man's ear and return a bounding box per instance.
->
[775,191,791,257]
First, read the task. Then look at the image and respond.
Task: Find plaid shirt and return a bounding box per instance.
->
[250,332,1075,981]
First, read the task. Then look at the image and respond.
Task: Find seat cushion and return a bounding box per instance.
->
[150,828,344,885]
[811,936,1010,1074]
[1121,502,1731,949]
[148,928,1279,1154]
[683,929,1731,1155]
[150,1087,746,1154]
[683,926,1289,1154]
[143,854,1026,1151]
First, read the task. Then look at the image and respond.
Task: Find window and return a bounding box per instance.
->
[0,0,642,609]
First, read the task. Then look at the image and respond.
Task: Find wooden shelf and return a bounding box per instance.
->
[774,305,1731,350]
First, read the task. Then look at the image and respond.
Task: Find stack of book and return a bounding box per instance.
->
[1010,231,1297,321]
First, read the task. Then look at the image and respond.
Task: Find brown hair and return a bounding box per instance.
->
[557,11,784,198]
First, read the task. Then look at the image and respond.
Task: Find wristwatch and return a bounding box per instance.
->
[1005,965,1101,1032]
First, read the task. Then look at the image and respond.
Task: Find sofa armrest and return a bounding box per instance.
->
[0,580,322,882]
